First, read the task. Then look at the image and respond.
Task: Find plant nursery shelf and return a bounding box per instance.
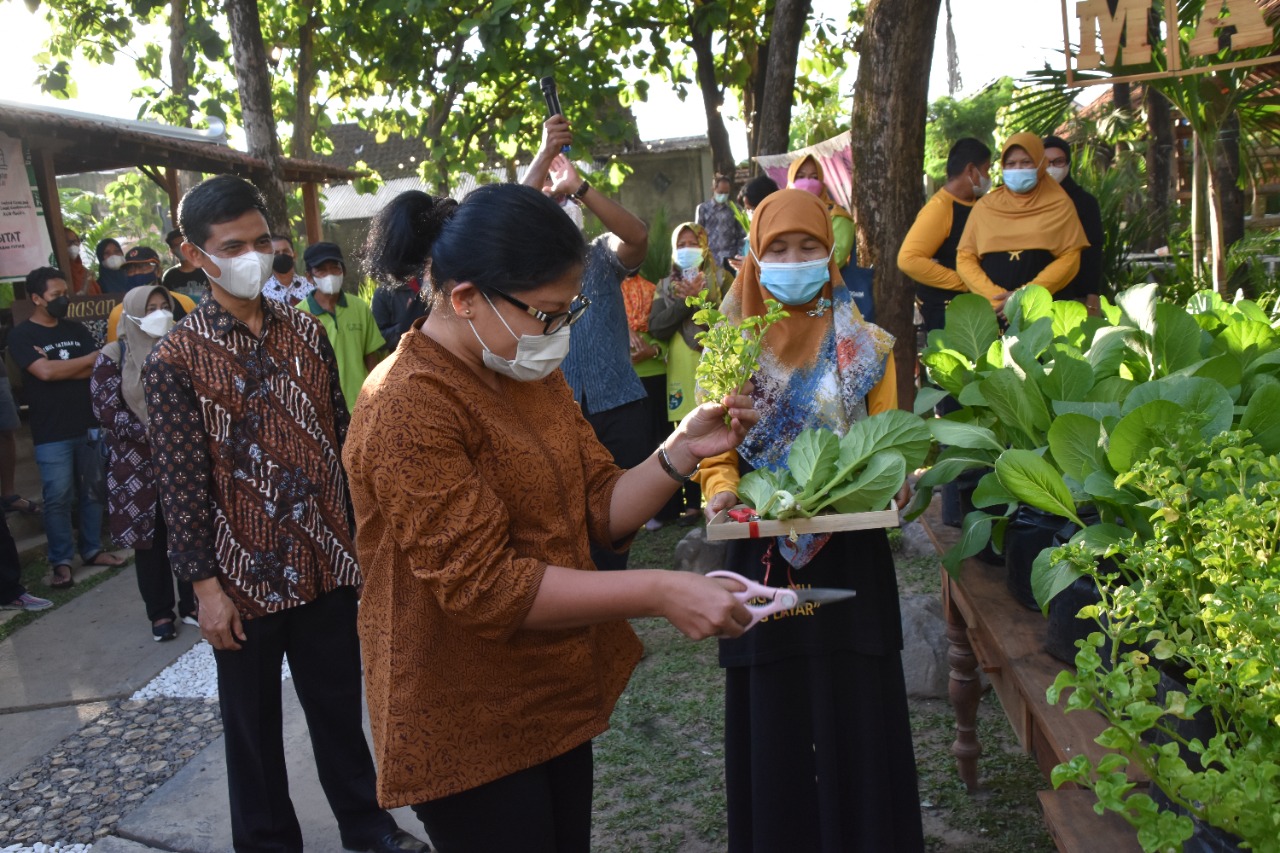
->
[920,501,1144,853]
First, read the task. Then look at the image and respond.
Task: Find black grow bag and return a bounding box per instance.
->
[1004,504,1067,611]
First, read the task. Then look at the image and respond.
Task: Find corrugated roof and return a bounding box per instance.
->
[322,162,607,222]
[0,100,360,183]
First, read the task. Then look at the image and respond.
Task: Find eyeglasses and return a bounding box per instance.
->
[1046,157,1069,168]
[489,289,591,335]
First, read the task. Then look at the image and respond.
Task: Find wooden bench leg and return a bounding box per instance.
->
[945,577,983,792]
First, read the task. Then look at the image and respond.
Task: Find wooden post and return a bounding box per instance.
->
[944,567,983,793]
[31,147,71,277]
[164,167,180,228]
[302,182,323,244]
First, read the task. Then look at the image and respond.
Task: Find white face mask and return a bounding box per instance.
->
[199,247,273,300]
[104,255,125,270]
[468,293,571,382]
[1046,165,1069,184]
[973,174,992,197]
[130,308,175,339]
[314,273,344,295]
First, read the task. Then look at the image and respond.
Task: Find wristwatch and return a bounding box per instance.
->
[572,179,591,202]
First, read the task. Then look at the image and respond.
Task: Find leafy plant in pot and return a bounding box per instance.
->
[911,286,1093,574]
[1045,429,1280,853]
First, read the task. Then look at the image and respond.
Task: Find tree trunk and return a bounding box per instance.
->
[746,41,766,159]
[1212,110,1247,296]
[225,0,290,232]
[289,0,320,161]
[688,12,736,178]
[1191,133,1206,275]
[1112,83,1132,112]
[755,0,811,156]
[1206,142,1228,295]
[169,0,191,122]
[850,0,942,412]
[1213,111,1245,249]
[1144,85,1173,247]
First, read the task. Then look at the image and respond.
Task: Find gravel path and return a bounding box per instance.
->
[2,640,291,850]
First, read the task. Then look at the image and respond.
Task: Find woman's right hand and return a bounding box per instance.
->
[657,571,752,641]
[704,490,737,522]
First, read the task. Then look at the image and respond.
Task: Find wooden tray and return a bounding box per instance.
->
[705,506,900,541]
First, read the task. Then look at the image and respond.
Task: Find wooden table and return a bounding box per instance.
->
[919,503,1143,852]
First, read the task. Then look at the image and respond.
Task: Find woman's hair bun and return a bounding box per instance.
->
[364,190,458,286]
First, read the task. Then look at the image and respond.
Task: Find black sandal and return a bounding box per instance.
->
[1,494,41,516]
[50,564,74,589]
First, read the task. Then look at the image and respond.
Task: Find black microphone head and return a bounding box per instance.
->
[539,76,556,93]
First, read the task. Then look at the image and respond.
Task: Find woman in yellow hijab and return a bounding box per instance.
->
[787,155,855,268]
[956,132,1089,312]
[698,189,924,852]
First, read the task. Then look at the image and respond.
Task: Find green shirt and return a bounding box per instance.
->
[296,292,385,412]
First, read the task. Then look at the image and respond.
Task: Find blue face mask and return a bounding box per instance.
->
[674,247,704,270]
[128,272,158,289]
[756,251,832,305]
[1003,168,1039,194]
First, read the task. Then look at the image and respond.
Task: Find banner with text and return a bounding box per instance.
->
[0,133,54,284]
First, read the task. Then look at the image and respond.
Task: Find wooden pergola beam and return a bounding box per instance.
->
[31,146,71,280]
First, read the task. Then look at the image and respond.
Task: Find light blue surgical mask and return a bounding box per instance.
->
[1003,168,1039,194]
[674,247,704,270]
[756,251,832,305]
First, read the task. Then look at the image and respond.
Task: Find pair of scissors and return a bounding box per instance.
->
[707,570,857,631]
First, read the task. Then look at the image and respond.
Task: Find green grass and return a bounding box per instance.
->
[592,618,726,852]
[591,522,1055,852]
[0,553,129,643]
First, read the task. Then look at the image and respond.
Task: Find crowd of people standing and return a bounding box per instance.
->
[0,111,1112,853]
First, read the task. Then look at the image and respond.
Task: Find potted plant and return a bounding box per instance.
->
[1045,427,1280,853]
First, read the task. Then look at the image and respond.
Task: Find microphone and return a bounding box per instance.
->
[538,76,570,153]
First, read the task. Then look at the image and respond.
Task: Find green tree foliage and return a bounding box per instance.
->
[31,0,645,187]
[59,171,171,250]
[923,76,1013,183]
[28,0,866,209]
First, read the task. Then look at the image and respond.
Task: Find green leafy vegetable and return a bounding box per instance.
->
[689,290,787,418]
[734,411,932,520]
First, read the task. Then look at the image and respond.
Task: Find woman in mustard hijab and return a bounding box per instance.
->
[699,189,924,852]
[956,132,1089,314]
[787,155,855,268]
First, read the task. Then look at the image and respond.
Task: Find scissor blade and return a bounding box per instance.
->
[794,587,857,605]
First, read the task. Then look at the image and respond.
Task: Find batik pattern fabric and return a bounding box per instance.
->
[261,274,315,306]
[732,285,893,472]
[725,284,893,568]
[91,347,158,548]
[144,297,359,619]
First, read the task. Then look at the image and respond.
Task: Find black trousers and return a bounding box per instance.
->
[213,586,396,853]
[411,741,593,853]
[584,398,650,571]
[134,511,195,623]
[0,511,24,603]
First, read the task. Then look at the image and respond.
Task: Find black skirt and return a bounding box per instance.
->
[719,528,924,853]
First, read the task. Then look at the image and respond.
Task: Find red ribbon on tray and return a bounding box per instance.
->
[727,507,761,538]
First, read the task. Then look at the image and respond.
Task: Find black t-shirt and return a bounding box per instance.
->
[161,265,209,292]
[8,319,99,445]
